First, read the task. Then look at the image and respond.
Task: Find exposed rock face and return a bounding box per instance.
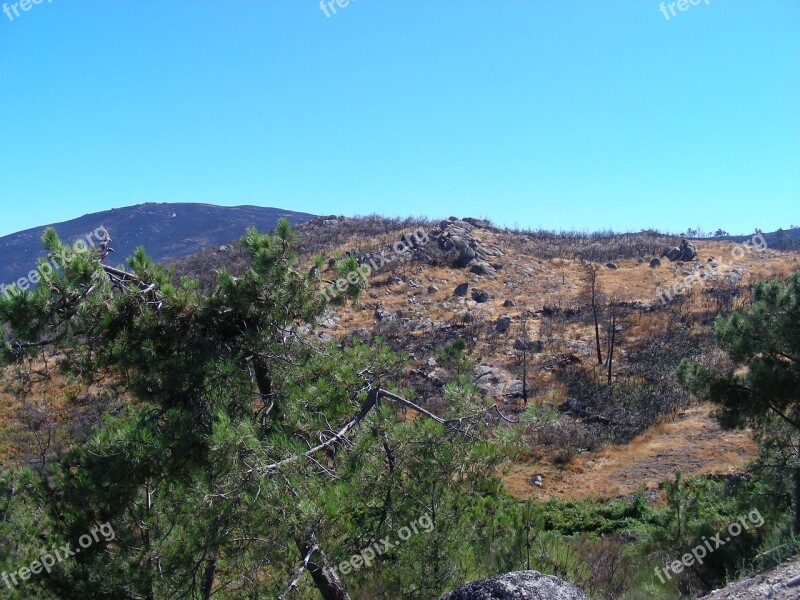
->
[441,571,589,600]
[435,218,504,271]
[702,555,800,599]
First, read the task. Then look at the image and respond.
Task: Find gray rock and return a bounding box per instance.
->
[665,247,681,261]
[495,317,512,333]
[649,258,661,268]
[374,307,396,322]
[459,245,477,265]
[505,379,525,397]
[441,571,589,600]
[470,261,497,276]
[514,339,543,352]
[472,290,491,303]
[680,241,697,261]
[606,262,618,270]
[667,239,698,262]
[428,285,439,294]
[454,283,469,297]
[503,299,516,307]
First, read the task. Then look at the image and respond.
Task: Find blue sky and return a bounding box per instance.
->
[1,1,798,237]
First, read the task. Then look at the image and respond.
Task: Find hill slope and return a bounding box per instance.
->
[0,202,314,285]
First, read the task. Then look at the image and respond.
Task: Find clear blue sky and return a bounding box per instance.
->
[1,1,798,237]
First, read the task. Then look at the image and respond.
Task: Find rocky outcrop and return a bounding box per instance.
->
[702,556,800,599]
[664,239,698,262]
[435,218,504,272]
[441,571,589,600]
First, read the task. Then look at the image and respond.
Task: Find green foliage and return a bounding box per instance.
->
[677,270,800,432]
[437,338,472,376]
[0,223,510,599]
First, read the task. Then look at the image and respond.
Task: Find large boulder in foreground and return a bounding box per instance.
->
[441,571,589,600]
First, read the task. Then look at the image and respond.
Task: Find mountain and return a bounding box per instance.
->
[698,226,800,249]
[0,202,315,285]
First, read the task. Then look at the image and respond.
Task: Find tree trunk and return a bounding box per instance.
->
[297,535,353,600]
[607,310,616,386]
[201,551,217,600]
[590,273,603,366]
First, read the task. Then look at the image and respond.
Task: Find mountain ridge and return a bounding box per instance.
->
[0,202,315,285]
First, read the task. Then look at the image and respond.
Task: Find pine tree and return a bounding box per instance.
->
[678,270,800,532]
[0,222,503,598]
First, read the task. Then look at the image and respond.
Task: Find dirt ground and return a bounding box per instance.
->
[503,404,758,501]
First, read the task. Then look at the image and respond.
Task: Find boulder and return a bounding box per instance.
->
[495,317,512,333]
[472,290,491,303]
[680,242,697,261]
[665,247,681,261]
[666,240,698,262]
[503,299,516,307]
[606,262,618,270]
[441,571,589,600]
[458,245,477,266]
[514,339,543,353]
[470,261,497,277]
[649,258,661,268]
[454,283,469,297]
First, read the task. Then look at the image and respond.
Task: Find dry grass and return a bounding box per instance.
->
[503,404,758,502]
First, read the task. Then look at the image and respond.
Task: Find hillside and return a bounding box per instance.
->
[265,216,796,500]
[2,214,799,599]
[0,202,314,286]
[6,214,795,499]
